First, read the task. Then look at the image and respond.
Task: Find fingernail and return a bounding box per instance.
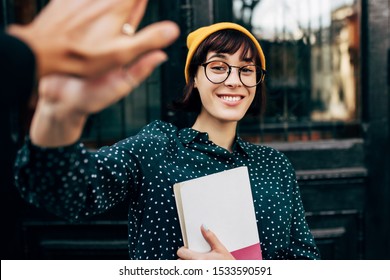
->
[202,224,209,231]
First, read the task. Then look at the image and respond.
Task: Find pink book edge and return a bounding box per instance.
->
[230,243,262,260]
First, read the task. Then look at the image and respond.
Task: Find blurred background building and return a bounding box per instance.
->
[1,0,389,259]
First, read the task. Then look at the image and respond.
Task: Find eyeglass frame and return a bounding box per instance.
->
[200,60,266,88]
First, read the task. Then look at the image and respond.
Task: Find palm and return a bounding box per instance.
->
[38,50,166,116]
[39,68,130,115]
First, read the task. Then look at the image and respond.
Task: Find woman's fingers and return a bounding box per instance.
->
[113,21,180,68]
[79,50,168,113]
[200,225,222,251]
[124,0,148,30]
[177,247,204,260]
[9,0,178,78]
[60,21,179,78]
[176,226,235,260]
[109,50,168,104]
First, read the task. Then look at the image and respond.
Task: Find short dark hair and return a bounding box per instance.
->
[173,29,266,116]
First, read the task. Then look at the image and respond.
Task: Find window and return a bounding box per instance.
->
[233,0,361,142]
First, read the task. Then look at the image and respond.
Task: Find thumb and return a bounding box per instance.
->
[201,224,226,251]
[82,50,167,110]
[176,246,206,260]
[201,225,235,260]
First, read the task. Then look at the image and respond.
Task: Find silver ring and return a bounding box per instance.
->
[122,23,135,36]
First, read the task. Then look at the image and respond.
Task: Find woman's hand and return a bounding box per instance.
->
[177,225,236,260]
[30,50,166,147]
[23,0,180,148]
[7,0,179,79]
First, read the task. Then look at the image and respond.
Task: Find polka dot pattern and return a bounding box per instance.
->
[15,120,320,260]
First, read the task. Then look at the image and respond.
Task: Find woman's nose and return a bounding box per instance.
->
[224,68,242,87]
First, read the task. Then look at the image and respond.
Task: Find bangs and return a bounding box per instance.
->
[194,29,258,63]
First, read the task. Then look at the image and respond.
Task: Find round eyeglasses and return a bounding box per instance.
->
[200,60,265,88]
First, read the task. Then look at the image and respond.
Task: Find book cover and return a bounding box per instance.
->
[173,166,262,260]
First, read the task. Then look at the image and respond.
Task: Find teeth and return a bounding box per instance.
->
[220,96,241,102]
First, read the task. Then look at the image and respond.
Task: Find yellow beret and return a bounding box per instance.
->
[185,22,266,83]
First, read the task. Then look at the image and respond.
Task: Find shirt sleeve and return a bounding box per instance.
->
[14,138,142,221]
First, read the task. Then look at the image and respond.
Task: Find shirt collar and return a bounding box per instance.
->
[178,127,208,144]
[178,127,250,157]
[235,136,251,157]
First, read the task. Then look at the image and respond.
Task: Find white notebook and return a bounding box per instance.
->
[173,166,262,260]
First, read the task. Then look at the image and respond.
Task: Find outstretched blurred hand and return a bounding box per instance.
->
[27,0,180,148]
[7,0,179,79]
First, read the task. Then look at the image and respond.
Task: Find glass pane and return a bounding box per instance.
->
[233,0,361,141]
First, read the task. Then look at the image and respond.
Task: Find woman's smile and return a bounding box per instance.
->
[217,94,245,105]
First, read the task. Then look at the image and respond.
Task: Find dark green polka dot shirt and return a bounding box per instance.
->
[15,120,320,260]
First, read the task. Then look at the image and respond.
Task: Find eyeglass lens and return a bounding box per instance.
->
[203,61,263,87]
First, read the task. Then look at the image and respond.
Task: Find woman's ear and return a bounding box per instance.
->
[194,77,197,88]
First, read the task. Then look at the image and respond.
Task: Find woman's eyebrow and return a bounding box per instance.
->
[208,53,227,60]
[242,57,254,63]
[207,53,255,63]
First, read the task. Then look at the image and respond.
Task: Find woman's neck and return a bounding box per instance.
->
[192,116,237,152]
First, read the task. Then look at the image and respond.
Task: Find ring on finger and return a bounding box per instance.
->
[121,23,136,36]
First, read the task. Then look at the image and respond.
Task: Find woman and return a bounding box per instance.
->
[14,22,320,260]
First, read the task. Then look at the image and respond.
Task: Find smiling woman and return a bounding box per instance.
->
[14,22,320,260]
